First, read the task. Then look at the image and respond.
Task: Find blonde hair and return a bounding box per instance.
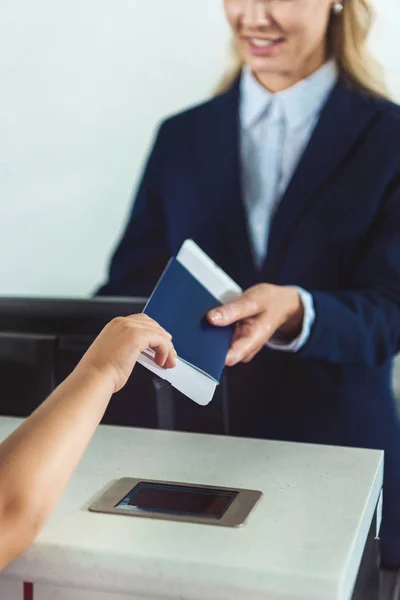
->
[215,0,389,99]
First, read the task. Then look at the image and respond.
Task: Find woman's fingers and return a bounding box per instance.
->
[225,320,261,365]
[208,287,267,326]
[225,315,275,366]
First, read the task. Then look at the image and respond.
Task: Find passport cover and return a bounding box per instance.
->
[144,258,233,382]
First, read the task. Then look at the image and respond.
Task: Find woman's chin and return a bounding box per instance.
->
[247,58,291,80]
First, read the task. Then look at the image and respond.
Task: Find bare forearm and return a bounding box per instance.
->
[0,366,114,563]
[0,314,174,570]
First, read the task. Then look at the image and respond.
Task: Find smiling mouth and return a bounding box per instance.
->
[249,37,284,47]
[243,36,286,56]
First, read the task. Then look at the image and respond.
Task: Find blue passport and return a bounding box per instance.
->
[144,258,233,382]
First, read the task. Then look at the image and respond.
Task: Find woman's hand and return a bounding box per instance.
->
[208,284,304,366]
[77,314,176,393]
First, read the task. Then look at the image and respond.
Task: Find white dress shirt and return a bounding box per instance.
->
[239,60,338,350]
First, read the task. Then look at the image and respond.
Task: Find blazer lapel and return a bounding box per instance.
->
[193,82,257,287]
[264,80,380,281]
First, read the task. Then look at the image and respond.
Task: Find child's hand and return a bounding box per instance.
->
[78,314,176,393]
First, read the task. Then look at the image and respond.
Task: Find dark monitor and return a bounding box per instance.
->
[0,297,230,434]
[0,331,57,419]
[0,296,146,336]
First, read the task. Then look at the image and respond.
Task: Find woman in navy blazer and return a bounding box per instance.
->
[99,0,400,568]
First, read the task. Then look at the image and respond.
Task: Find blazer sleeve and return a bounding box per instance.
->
[97,124,170,297]
[299,176,400,366]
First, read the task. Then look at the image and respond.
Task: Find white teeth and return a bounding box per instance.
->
[251,38,274,47]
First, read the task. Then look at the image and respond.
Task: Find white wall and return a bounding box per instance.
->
[0,0,230,296]
[0,0,400,297]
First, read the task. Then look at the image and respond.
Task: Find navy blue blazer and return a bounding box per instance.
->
[99,78,400,567]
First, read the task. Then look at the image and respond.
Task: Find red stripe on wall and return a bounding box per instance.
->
[23,582,33,600]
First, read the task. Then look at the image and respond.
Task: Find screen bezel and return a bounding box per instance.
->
[89,477,262,528]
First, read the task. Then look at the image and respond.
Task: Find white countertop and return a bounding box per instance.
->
[0,417,383,600]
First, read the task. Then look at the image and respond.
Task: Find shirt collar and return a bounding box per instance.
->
[240,60,338,130]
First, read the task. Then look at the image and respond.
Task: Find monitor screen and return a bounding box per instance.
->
[116,482,237,519]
